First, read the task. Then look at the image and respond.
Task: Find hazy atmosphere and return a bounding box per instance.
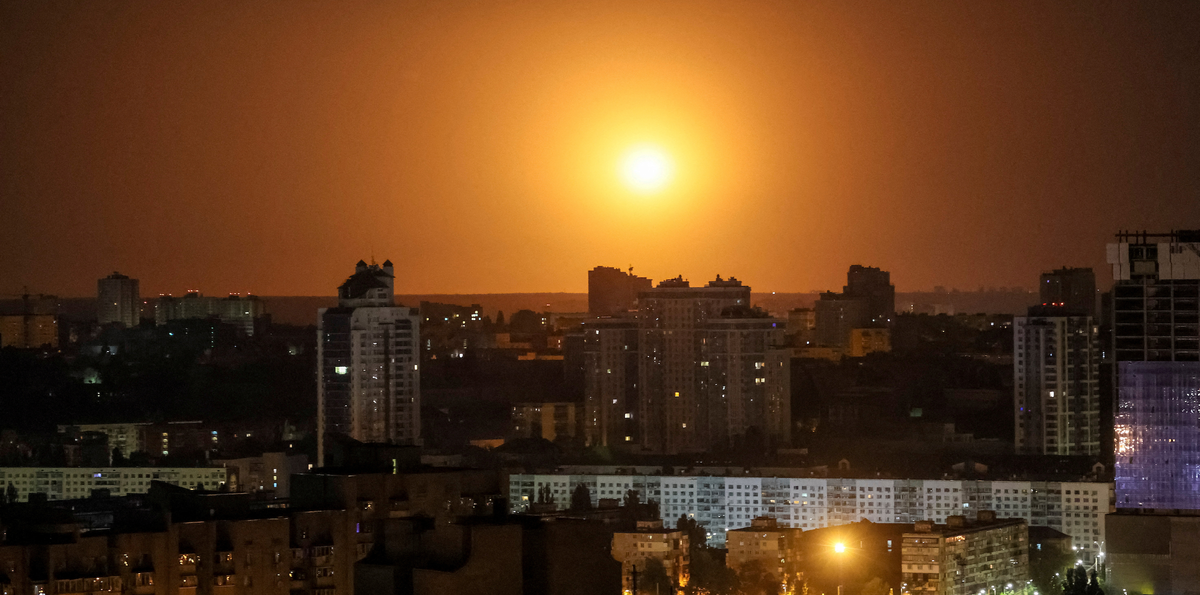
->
[4,1,1199,296]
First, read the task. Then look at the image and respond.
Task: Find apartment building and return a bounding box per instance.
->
[507,472,1110,560]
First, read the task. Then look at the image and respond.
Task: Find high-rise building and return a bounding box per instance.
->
[588,266,652,316]
[155,292,265,336]
[844,264,896,323]
[317,260,421,467]
[636,276,789,454]
[1108,230,1200,510]
[1040,267,1097,317]
[97,272,140,327]
[582,317,640,448]
[1013,306,1101,455]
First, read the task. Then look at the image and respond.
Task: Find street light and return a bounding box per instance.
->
[833,542,847,595]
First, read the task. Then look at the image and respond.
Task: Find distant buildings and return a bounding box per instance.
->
[0,466,228,502]
[155,292,265,335]
[509,472,1111,556]
[588,266,652,316]
[636,275,789,454]
[510,402,580,442]
[902,513,1030,595]
[814,265,894,350]
[317,260,421,467]
[0,294,57,349]
[1040,267,1096,317]
[1108,230,1200,510]
[1013,307,1101,456]
[213,452,308,498]
[845,264,896,323]
[97,272,139,327]
[847,327,891,357]
[611,519,690,593]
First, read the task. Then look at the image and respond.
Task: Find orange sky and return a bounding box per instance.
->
[2,1,1199,296]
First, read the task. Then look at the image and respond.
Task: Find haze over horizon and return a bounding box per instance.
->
[4,1,1199,297]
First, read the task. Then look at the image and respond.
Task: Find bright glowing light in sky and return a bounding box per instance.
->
[619,145,673,193]
[834,542,846,553]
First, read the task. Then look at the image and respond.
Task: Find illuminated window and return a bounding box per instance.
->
[335,366,348,375]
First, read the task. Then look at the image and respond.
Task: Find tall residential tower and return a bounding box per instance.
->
[317,260,421,466]
[97,272,139,327]
[1013,305,1101,455]
[636,276,789,454]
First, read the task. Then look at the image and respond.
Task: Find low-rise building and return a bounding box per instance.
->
[611,519,689,593]
[508,472,1111,560]
[726,517,803,582]
[213,452,308,497]
[847,327,891,357]
[1106,510,1200,595]
[0,467,228,502]
[902,512,1029,595]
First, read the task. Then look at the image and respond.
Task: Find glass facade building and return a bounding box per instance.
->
[1114,361,1200,509]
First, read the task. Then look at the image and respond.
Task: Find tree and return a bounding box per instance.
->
[4,482,16,504]
[1062,566,1103,595]
[737,559,779,595]
[861,577,890,595]
[685,548,740,595]
[111,447,127,466]
[676,515,706,549]
[570,483,593,511]
[639,558,673,595]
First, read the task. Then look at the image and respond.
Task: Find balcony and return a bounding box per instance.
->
[52,576,123,594]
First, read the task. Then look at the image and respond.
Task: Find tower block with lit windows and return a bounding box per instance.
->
[634,275,790,454]
[317,260,421,467]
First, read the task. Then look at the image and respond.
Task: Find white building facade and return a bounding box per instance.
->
[317,260,421,466]
[0,467,228,502]
[507,472,1111,561]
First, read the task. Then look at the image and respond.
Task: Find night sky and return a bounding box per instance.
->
[3,1,1198,297]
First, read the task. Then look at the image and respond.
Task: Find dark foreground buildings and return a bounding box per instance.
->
[0,463,625,595]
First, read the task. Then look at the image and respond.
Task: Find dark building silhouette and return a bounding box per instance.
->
[587,266,652,316]
[1039,267,1096,316]
[844,264,895,323]
[97,271,139,327]
[813,265,894,348]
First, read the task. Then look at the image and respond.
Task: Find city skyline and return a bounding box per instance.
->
[3,2,1200,297]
